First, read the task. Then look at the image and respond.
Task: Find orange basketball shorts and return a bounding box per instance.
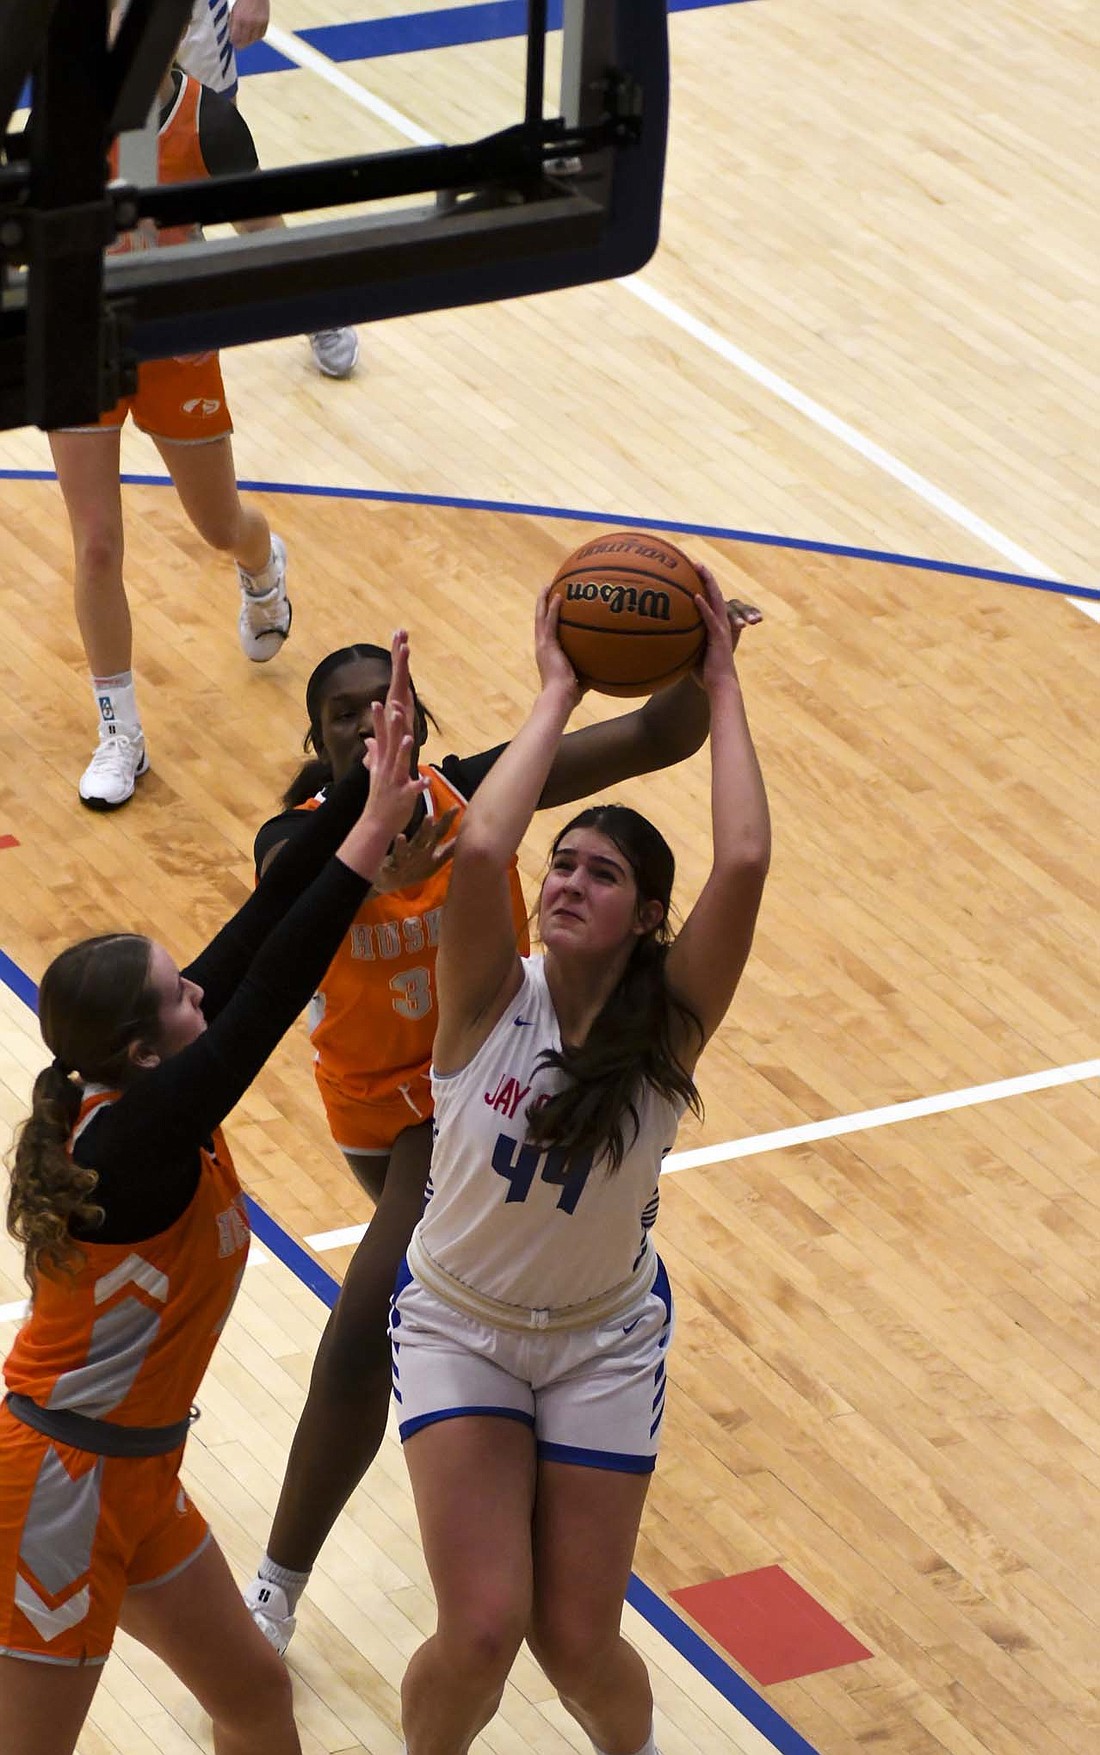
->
[94,353,233,443]
[316,1066,435,1155]
[0,1406,209,1665]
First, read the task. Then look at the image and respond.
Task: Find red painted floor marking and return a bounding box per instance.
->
[0,835,18,850]
[671,1565,872,1684]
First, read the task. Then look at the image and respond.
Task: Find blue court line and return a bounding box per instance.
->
[240,0,752,75]
[0,946,820,1755]
[0,948,38,1014]
[3,466,1096,598]
[243,1194,341,1309]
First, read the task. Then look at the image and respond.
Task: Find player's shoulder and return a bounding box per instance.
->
[253,802,316,872]
[193,75,259,176]
[435,745,507,802]
[433,753,474,802]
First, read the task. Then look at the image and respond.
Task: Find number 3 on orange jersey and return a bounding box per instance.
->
[390,966,433,1020]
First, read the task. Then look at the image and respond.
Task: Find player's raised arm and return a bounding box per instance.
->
[433,591,583,1072]
[537,596,762,807]
[663,565,770,1060]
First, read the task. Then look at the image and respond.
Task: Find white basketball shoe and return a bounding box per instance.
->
[78,726,149,810]
[238,535,291,663]
[242,1576,297,1656]
[309,327,360,379]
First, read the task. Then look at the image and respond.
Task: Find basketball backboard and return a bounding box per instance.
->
[0,0,669,429]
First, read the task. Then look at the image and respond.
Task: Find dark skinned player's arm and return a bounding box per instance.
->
[249,653,715,881]
[534,670,712,808]
[445,670,716,815]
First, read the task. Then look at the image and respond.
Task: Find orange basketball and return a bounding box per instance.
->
[547,531,705,697]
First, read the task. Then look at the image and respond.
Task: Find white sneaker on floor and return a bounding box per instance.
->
[243,1577,297,1656]
[78,727,149,811]
[309,327,359,379]
[238,535,291,663]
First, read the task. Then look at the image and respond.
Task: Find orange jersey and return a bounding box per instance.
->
[3,1091,250,1430]
[83,73,233,437]
[109,74,207,255]
[305,766,530,1115]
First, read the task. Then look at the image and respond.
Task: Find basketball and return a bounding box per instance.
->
[547,531,706,697]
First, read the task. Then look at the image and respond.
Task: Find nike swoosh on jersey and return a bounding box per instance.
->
[513,1017,534,1026]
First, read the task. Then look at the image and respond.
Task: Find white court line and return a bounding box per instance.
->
[621,277,1080,593]
[28,1059,1095,1271]
[261,27,1098,614]
[663,1058,1099,1173]
[298,1060,1100,1248]
[265,26,436,144]
[305,1221,370,1250]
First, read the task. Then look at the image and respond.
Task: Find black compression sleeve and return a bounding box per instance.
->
[250,743,507,892]
[72,1140,200,1244]
[78,858,370,1205]
[187,761,370,1020]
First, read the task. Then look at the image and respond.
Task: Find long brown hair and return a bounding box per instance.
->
[6,934,158,1284]
[525,806,704,1172]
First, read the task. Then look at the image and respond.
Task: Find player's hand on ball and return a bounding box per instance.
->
[535,585,584,704]
[723,596,763,647]
[692,565,760,691]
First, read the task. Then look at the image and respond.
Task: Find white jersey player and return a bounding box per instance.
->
[409,947,679,1320]
[179,0,267,98]
[391,567,771,1755]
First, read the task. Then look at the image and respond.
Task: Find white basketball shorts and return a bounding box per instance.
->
[178,0,238,98]
[389,1256,675,1473]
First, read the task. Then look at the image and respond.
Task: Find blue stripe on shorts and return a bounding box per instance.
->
[398,1404,536,1442]
[538,1438,657,1475]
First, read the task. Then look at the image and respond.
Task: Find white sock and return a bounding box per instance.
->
[256,1554,311,1612]
[240,544,279,594]
[90,670,140,737]
[591,1733,658,1755]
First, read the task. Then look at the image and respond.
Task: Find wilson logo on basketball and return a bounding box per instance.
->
[548,528,704,697]
[181,397,222,417]
[564,581,671,621]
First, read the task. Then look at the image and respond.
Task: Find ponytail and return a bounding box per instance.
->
[6,931,157,1285]
[6,1064,102,1285]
